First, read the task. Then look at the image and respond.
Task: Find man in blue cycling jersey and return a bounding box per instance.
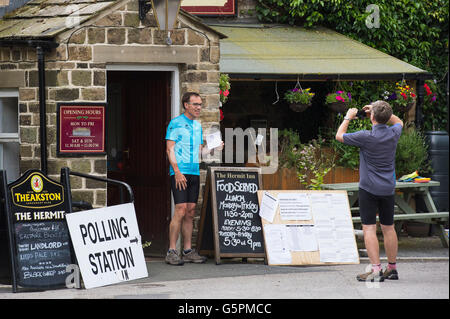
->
[165,92,223,265]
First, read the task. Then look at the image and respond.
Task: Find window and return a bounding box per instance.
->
[0,89,20,182]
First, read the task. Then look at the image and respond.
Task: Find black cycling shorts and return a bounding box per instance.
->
[359,188,395,225]
[170,174,200,204]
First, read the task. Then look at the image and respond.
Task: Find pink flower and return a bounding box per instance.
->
[223,90,229,97]
[336,96,344,101]
[336,91,343,94]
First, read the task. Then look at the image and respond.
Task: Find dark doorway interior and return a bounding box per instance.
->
[107,71,171,257]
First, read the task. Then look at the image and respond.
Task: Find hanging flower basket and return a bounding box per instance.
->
[395,101,415,113]
[327,101,349,113]
[284,85,315,112]
[325,90,351,113]
[383,81,416,114]
[289,103,311,112]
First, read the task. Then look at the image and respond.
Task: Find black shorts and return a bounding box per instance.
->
[170,174,200,204]
[359,188,395,225]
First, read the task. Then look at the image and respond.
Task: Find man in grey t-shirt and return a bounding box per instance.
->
[336,101,403,282]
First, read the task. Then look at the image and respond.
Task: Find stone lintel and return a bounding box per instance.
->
[93,45,198,64]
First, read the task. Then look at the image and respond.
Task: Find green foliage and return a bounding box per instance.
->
[278,128,302,169]
[219,73,231,104]
[255,0,449,130]
[296,138,336,190]
[395,125,432,177]
[278,130,335,189]
[324,113,373,169]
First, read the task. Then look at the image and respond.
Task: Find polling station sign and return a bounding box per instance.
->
[65,203,148,289]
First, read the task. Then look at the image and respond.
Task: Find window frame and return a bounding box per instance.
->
[0,89,20,176]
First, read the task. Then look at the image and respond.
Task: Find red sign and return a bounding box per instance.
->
[181,0,236,16]
[57,104,106,155]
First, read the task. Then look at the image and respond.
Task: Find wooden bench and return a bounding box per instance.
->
[352,212,449,223]
[322,181,449,247]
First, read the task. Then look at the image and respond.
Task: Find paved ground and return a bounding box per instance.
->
[0,236,448,301]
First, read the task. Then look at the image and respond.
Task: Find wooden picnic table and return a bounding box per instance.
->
[322,181,449,247]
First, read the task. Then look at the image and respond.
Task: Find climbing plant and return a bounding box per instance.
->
[255,0,449,130]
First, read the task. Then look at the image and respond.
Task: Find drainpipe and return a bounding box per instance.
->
[36,46,47,175]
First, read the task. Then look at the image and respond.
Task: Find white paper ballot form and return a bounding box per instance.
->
[206,130,222,150]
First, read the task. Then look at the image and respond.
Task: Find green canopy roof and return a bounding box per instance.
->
[211,24,431,81]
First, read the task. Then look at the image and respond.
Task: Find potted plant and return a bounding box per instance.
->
[284,87,315,112]
[394,125,433,237]
[395,125,431,177]
[325,90,351,113]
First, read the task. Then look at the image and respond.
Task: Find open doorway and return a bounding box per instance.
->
[106,71,172,256]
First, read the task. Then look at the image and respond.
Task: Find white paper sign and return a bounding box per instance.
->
[66,203,148,289]
[263,224,292,264]
[285,224,318,251]
[310,193,358,263]
[259,192,278,223]
[277,193,312,220]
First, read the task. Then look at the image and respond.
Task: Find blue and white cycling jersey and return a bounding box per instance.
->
[165,113,203,176]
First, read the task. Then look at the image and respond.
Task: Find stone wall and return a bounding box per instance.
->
[0,0,221,223]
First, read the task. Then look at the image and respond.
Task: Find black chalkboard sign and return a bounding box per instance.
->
[197,167,265,264]
[0,169,73,292]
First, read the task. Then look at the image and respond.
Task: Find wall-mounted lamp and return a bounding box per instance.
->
[139,0,181,31]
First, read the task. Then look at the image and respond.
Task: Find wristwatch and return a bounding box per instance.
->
[344,117,351,121]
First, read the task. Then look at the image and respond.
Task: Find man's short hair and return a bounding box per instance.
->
[371,100,393,124]
[181,92,201,109]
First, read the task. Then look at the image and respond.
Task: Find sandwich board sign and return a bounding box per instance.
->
[65,203,148,289]
[196,167,265,264]
[0,169,73,292]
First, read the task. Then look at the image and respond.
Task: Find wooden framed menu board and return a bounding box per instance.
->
[196,167,265,264]
[257,190,360,266]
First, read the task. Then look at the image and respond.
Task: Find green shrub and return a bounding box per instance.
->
[395,126,431,177]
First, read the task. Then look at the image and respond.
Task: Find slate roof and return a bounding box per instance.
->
[0,0,116,39]
[211,24,431,79]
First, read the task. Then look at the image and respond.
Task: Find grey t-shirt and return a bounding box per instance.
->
[343,123,402,196]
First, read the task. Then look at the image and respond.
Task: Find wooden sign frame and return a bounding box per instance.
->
[197,166,265,265]
[257,190,360,266]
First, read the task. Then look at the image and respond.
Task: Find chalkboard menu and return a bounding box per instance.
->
[197,167,265,264]
[0,169,73,292]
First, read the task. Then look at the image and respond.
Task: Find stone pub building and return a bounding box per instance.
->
[0,0,224,255]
